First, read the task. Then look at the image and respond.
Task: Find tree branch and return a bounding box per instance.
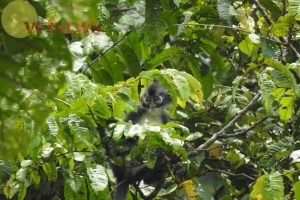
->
[281,0,287,15]
[254,0,300,59]
[188,93,261,157]
[54,98,70,107]
[205,164,256,181]
[219,116,268,138]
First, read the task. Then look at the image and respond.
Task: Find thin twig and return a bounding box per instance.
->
[54,98,70,107]
[80,29,136,73]
[188,93,261,157]
[53,150,95,158]
[219,116,268,138]
[282,0,287,15]
[205,164,256,181]
[254,0,300,58]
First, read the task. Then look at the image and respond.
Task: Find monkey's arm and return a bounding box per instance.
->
[125,106,147,124]
[161,111,170,124]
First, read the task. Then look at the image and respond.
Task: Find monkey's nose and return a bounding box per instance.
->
[149,103,155,109]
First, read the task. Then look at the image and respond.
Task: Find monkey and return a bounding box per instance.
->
[125,79,172,124]
[112,80,172,200]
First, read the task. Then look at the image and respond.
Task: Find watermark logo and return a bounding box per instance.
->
[1,1,100,38]
[1,1,38,38]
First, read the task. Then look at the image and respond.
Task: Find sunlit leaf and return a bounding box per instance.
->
[250,172,284,200]
[87,165,108,192]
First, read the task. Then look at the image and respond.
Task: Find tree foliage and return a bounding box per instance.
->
[1,0,300,199]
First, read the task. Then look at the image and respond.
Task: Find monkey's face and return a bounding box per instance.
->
[141,81,172,110]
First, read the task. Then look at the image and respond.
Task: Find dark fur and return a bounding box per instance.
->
[113,80,171,200]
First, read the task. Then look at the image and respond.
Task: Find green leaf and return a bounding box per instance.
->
[42,162,57,182]
[271,15,295,37]
[69,41,83,58]
[161,69,191,101]
[46,116,58,137]
[98,51,125,83]
[118,44,141,76]
[18,186,26,200]
[91,32,113,52]
[259,0,281,19]
[114,1,145,32]
[197,173,223,200]
[145,0,165,41]
[226,149,246,168]
[288,0,300,14]
[66,176,83,192]
[290,150,300,163]
[268,137,293,159]
[20,160,33,168]
[126,124,145,138]
[261,38,276,58]
[113,123,126,140]
[271,22,289,37]
[139,69,203,109]
[250,171,284,200]
[0,76,14,93]
[238,37,255,56]
[278,89,295,122]
[257,72,276,114]
[171,74,190,101]
[176,70,203,103]
[217,0,234,22]
[4,179,20,199]
[64,176,87,200]
[87,165,108,192]
[250,175,266,200]
[31,170,40,186]
[93,95,112,119]
[91,68,114,85]
[145,48,185,69]
[265,58,297,87]
[16,168,27,182]
[294,181,300,200]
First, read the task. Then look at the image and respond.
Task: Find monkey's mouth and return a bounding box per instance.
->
[148,107,154,112]
[148,106,157,112]
[149,104,156,109]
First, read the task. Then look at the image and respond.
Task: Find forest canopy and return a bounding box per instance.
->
[0,0,300,199]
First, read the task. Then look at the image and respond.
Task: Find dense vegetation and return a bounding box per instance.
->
[1,0,300,199]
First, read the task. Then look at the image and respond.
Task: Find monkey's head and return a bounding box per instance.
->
[141,80,172,110]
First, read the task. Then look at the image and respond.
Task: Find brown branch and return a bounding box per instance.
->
[254,0,300,59]
[188,93,261,157]
[219,116,268,138]
[205,164,256,181]
[254,0,273,25]
[281,0,287,15]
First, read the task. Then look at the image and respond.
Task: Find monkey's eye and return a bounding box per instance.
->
[145,96,151,103]
[153,95,162,103]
